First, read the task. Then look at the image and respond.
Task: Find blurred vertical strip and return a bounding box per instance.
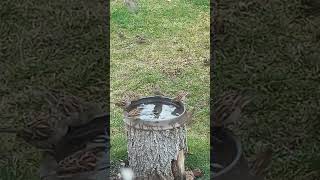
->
[103,0,111,177]
[210,0,217,179]
[0,0,111,178]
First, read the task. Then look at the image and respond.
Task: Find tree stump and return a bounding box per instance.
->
[124,96,189,180]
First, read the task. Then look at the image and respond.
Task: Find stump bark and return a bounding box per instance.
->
[126,125,187,180]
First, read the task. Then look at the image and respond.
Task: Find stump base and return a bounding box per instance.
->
[127,125,187,180]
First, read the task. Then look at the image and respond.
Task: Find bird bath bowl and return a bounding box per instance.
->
[211,128,251,180]
[123,96,187,130]
[123,96,189,179]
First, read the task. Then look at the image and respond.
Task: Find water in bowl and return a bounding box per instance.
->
[136,103,180,121]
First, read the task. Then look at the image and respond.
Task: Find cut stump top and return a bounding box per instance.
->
[123,96,187,131]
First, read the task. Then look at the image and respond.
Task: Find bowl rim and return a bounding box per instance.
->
[123,96,187,130]
[212,130,242,177]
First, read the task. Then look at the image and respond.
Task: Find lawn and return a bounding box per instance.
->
[214,0,320,179]
[0,0,106,179]
[110,0,210,178]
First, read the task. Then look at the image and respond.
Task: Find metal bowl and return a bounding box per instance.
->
[123,96,187,130]
[211,129,252,180]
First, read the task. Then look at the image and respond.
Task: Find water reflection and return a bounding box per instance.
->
[135,103,180,121]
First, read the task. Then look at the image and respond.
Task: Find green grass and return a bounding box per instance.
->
[0,0,106,179]
[111,0,210,178]
[215,0,320,179]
